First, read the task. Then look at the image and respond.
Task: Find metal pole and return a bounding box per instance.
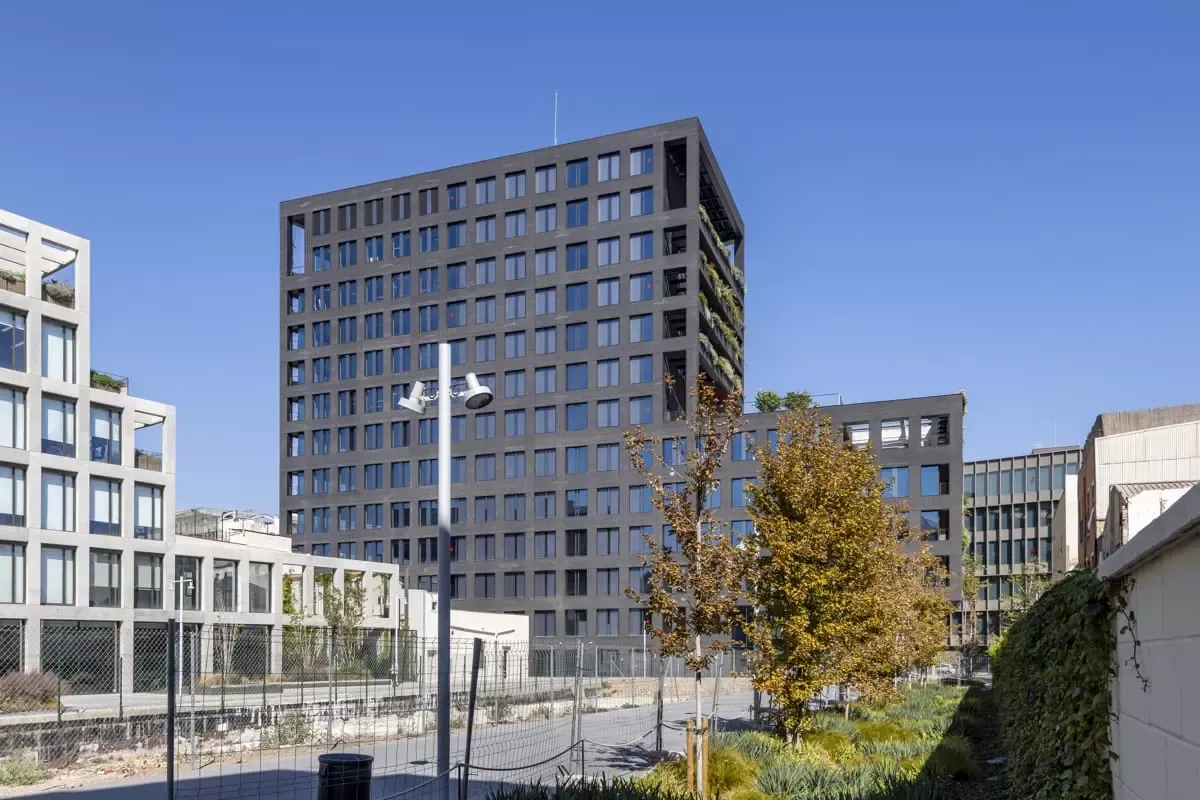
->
[694,518,704,795]
[177,579,184,698]
[436,341,452,800]
[461,638,483,800]
[167,617,177,800]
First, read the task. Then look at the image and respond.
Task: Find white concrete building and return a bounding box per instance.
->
[0,209,180,691]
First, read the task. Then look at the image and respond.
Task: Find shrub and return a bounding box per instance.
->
[260,711,311,749]
[712,731,789,762]
[797,730,853,761]
[0,757,47,786]
[852,721,915,744]
[805,712,857,737]
[923,733,981,781]
[0,671,63,711]
[993,569,1117,800]
[488,776,686,800]
[706,748,758,799]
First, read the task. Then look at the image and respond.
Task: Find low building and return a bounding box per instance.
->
[1079,405,1200,566]
[1099,481,1199,558]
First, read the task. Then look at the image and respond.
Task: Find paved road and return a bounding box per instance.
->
[25,692,757,800]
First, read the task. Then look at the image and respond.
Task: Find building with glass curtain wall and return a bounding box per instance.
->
[961,445,1081,644]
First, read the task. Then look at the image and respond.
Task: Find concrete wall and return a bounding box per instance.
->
[1099,485,1200,800]
[1126,488,1192,542]
[1090,421,1200,563]
[1051,473,1079,573]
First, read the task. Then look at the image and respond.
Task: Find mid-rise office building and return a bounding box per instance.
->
[735,393,967,603]
[279,119,748,653]
[962,445,1081,643]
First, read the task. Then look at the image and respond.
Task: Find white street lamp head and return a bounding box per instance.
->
[398,381,428,414]
[461,373,494,410]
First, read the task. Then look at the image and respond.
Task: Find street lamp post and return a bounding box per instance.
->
[397,342,493,800]
[173,577,193,695]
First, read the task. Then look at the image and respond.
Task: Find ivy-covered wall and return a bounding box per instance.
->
[993,569,1119,800]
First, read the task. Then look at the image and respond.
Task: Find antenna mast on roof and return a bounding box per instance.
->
[553,91,558,146]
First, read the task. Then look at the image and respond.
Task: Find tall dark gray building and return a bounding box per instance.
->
[280,119,747,653]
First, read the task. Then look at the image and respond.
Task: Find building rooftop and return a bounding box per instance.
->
[1111,481,1200,501]
[1089,404,1200,442]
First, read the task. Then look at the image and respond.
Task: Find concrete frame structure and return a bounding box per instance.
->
[962,445,1081,644]
[0,210,182,687]
[0,211,409,694]
[279,119,747,651]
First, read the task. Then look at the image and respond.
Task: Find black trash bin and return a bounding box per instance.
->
[317,753,374,800]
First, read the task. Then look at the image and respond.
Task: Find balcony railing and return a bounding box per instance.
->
[42,439,76,458]
[135,449,163,471]
[89,520,120,536]
[0,271,25,296]
[90,370,129,394]
[41,281,76,309]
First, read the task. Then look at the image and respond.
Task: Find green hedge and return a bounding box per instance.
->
[992,569,1117,800]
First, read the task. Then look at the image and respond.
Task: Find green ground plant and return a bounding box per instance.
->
[641,685,996,800]
[0,757,48,786]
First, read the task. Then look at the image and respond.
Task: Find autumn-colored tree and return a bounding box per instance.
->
[746,409,950,739]
[624,378,748,668]
[625,377,748,796]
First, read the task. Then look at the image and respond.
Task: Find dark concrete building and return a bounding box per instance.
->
[733,394,967,610]
[278,117,971,661]
[280,119,747,656]
[961,446,1081,645]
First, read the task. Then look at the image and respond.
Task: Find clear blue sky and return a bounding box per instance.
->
[2,2,1197,511]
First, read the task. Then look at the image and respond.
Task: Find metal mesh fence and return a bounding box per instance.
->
[0,624,756,800]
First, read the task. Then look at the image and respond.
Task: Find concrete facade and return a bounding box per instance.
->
[963,445,1081,643]
[1051,473,1079,572]
[278,119,747,653]
[1099,484,1200,800]
[0,210,181,689]
[1079,404,1200,567]
[1100,481,1198,560]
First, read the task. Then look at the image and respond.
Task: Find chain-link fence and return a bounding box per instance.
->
[0,623,756,799]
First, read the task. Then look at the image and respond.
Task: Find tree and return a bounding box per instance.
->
[782,391,812,411]
[754,390,782,412]
[958,550,987,678]
[989,554,1052,657]
[745,408,950,740]
[624,377,748,686]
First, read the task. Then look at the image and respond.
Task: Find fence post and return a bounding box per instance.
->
[492,639,500,726]
[327,632,335,744]
[167,618,177,800]
[685,720,695,793]
[655,658,665,753]
[460,638,483,800]
[570,641,583,750]
[711,654,722,734]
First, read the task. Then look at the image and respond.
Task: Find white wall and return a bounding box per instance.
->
[1095,421,1200,533]
[1052,474,1079,572]
[1099,486,1200,800]
[1126,488,1193,543]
